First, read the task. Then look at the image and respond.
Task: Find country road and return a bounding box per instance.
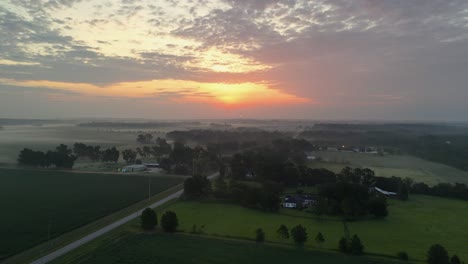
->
[30,173,218,264]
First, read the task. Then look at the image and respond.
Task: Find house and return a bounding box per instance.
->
[122,164,146,173]
[282,194,317,209]
[282,197,300,208]
[374,187,397,196]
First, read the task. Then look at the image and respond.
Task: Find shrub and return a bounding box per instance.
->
[140,208,157,230]
[350,234,364,255]
[161,211,178,233]
[450,255,461,264]
[315,232,325,246]
[276,225,289,239]
[397,251,409,261]
[255,228,265,243]
[427,244,449,264]
[339,237,348,253]
[291,225,307,246]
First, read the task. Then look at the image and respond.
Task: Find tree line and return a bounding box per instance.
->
[17,143,120,169]
[18,144,77,169]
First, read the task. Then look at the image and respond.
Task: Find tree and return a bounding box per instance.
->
[427,244,449,264]
[398,251,409,261]
[143,146,152,157]
[255,228,265,243]
[213,176,228,199]
[52,144,77,168]
[276,225,289,239]
[137,134,153,144]
[450,255,461,264]
[315,232,325,246]
[339,237,348,253]
[368,197,388,218]
[350,234,364,255]
[291,224,307,246]
[259,192,280,212]
[161,211,178,233]
[101,147,119,163]
[398,182,409,200]
[184,176,212,198]
[140,208,157,230]
[122,149,137,164]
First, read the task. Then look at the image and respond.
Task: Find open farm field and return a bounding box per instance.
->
[165,195,468,261]
[52,232,403,264]
[0,168,184,259]
[308,151,468,185]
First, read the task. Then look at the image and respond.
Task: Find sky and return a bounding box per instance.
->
[0,0,467,121]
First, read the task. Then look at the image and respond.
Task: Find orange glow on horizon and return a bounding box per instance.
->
[0,78,311,107]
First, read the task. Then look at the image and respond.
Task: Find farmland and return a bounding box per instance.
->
[0,168,184,259]
[0,125,137,164]
[308,151,468,185]
[52,231,403,264]
[164,195,468,261]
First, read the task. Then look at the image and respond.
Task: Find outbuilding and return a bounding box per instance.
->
[122,164,147,173]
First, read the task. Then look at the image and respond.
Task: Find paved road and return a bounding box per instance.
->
[31,173,218,264]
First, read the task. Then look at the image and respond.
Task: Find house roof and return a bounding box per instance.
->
[374,187,397,196]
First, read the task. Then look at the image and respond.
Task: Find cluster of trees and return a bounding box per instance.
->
[161,143,218,175]
[315,168,389,218]
[257,224,327,248]
[376,173,468,202]
[223,181,281,211]
[411,182,468,201]
[73,143,119,163]
[338,235,364,255]
[18,144,77,168]
[427,244,462,264]
[122,138,172,164]
[137,134,154,144]
[127,140,219,175]
[73,143,101,162]
[254,224,310,246]
[140,208,179,233]
[183,175,281,212]
[167,129,286,146]
[226,151,394,218]
[227,147,308,184]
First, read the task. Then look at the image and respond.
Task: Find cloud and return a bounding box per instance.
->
[0,0,467,120]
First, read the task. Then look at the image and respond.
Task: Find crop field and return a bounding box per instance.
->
[52,232,403,264]
[308,151,468,185]
[0,168,184,259]
[165,196,468,261]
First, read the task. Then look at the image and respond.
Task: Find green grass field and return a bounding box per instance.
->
[52,231,403,264]
[0,168,184,259]
[165,196,468,261]
[308,151,468,185]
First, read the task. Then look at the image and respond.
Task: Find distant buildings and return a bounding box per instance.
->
[121,164,146,173]
[282,194,316,209]
[122,163,162,173]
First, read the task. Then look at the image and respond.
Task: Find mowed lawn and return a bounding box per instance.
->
[52,232,403,264]
[0,168,183,259]
[308,151,468,185]
[167,196,468,261]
